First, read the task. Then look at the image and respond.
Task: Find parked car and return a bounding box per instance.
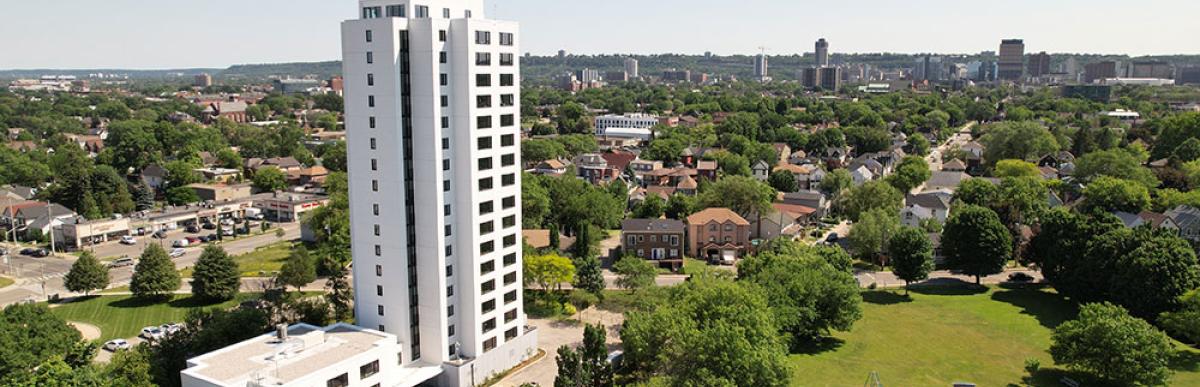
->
[140,326,164,340]
[19,248,36,255]
[186,225,200,233]
[170,248,185,258]
[153,230,168,239]
[186,236,202,244]
[1008,272,1035,283]
[160,323,182,335]
[202,222,217,230]
[108,257,136,268]
[120,236,137,245]
[205,234,218,242]
[103,339,132,351]
[29,249,50,258]
[236,227,250,235]
[172,239,190,248]
[222,228,235,237]
[825,233,840,243]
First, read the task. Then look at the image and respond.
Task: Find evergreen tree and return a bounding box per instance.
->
[190,245,240,302]
[549,223,561,250]
[554,345,584,387]
[64,251,109,296]
[325,257,354,321]
[581,323,614,387]
[277,247,316,291]
[574,256,606,300]
[130,244,182,299]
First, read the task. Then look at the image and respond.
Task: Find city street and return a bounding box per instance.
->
[0,223,300,307]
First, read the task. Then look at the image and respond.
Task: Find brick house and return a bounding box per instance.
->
[620,218,686,270]
[685,208,751,263]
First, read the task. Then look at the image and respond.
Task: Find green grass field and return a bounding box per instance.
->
[789,286,1200,386]
[0,276,13,289]
[49,294,255,342]
[180,241,296,278]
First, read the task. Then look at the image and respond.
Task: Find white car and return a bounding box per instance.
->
[160,323,182,335]
[140,326,164,340]
[172,239,189,248]
[104,339,131,351]
[120,236,137,245]
[170,248,185,258]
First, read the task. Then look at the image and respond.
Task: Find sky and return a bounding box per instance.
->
[2,0,1198,70]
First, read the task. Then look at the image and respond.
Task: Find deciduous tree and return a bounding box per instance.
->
[941,205,1011,284]
[1051,302,1173,386]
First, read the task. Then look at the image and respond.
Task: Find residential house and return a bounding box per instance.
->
[574,153,618,184]
[6,128,23,141]
[246,157,303,174]
[771,143,791,165]
[628,159,663,182]
[901,192,952,227]
[752,160,772,181]
[1166,205,1200,241]
[621,218,686,270]
[8,202,76,242]
[822,146,851,168]
[686,208,751,262]
[925,171,972,191]
[774,164,825,191]
[1114,211,1180,231]
[533,159,569,176]
[851,165,875,186]
[960,141,985,169]
[64,134,104,155]
[290,165,329,186]
[194,167,242,183]
[942,159,967,172]
[788,150,809,165]
[601,151,637,176]
[0,185,37,201]
[752,202,816,241]
[696,160,718,180]
[6,141,38,153]
[141,164,169,190]
[197,151,220,167]
[779,190,829,218]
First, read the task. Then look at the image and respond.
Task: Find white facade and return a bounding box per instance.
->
[593,113,659,133]
[624,57,639,79]
[342,1,536,386]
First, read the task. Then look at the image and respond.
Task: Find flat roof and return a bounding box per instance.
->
[183,323,393,386]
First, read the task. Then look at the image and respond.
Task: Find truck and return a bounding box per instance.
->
[244,208,264,220]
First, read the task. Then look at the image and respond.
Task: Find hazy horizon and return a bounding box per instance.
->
[1,0,1197,70]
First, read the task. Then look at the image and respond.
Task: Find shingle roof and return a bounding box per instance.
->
[622,218,685,233]
[686,208,750,226]
[906,192,952,211]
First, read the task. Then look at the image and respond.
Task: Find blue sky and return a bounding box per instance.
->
[2,0,1197,69]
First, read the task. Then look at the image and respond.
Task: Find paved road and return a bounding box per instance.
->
[0,223,300,307]
[856,267,1043,288]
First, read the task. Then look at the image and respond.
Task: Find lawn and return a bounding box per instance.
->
[180,241,296,278]
[49,294,257,342]
[0,276,12,289]
[789,286,1200,386]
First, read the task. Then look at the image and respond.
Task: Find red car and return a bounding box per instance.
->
[186,236,202,245]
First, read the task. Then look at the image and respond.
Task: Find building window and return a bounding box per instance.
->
[442,137,450,149]
[480,201,494,214]
[475,31,491,45]
[369,116,376,128]
[372,204,379,216]
[370,138,377,149]
[478,137,492,150]
[447,305,454,317]
[502,173,515,187]
[503,271,516,285]
[482,280,495,294]
[505,290,517,303]
[328,373,349,387]
[442,7,450,18]
[373,224,380,236]
[501,154,515,166]
[500,114,515,127]
[481,260,495,274]
[372,180,378,191]
[440,51,447,63]
[500,94,514,106]
[503,234,516,247]
[367,73,374,86]
[448,325,455,336]
[441,95,448,107]
[366,51,374,64]
[465,10,472,18]
[444,204,452,216]
[376,285,383,296]
[482,299,496,313]
[500,53,514,66]
[505,309,518,323]
[443,180,450,192]
[503,196,515,209]
[447,285,454,296]
[362,7,381,19]
[476,73,491,87]
[476,52,491,66]
[444,224,452,237]
[478,157,493,171]
[368,95,375,107]
[371,159,378,170]
[443,159,450,171]
[500,134,514,146]
[503,252,516,266]
[505,327,518,341]
[482,318,496,333]
[386,5,404,17]
[500,74,514,86]
[365,30,373,42]
[439,30,447,41]
[445,245,452,256]
[415,5,429,18]
[484,337,497,352]
[378,305,385,316]
[440,74,448,86]
[446,264,454,277]
[480,240,495,254]
[502,215,515,228]
[375,245,381,256]
[441,117,450,129]
[477,115,493,129]
[477,95,492,108]
[499,32,514,46]
[375,265,382,276]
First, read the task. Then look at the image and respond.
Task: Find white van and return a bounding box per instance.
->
[172,239,190,248]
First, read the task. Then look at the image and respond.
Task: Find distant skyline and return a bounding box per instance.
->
[1,0,1198,69]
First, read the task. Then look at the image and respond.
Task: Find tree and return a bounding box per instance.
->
[1159,290,1200,344]
[190,245,240,302]
[664,194,696,220]
[324,258,354,322]
[844,126,892,154]
[941,205,1011,284]
[522,138,567,164]
[524,253,575,293]
[146,307,271,387]
[1073,148,1159,189]
[277,247,316,291]
[612,256,657,291]
[134,180,155,211]
[321,141,347,172]
[573,256,606,300]
[130,244,182,299]
[819,168,853,198]
[104,348,155,387]
[1089,227,1200,319]
[848,208,900,262]
[0,303,87,377]
[978,121,1059,164]
[1082,176,1151,213]
[1050,303,1173,386]
[1027,209,1118,298]
[839,181,904,221]
[738,251,862,348]
[1170,138,1200,163]
[953,178,998,207]
[620,278,790,386]
[767,169,798,193]
[994,159,1040,178]
[64,251,109,296]
[554,345,584,387]
[548,223,561,250]
[252,166,287,192]
[164,185,200,206]
[631,195,665,219]
[698,175,776,221]
[888,227,934,292]
[908,133,931,156]
[886,155,931,193]
[556,323,614,387]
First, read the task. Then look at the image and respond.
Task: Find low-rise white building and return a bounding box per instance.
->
[593,113,659,132]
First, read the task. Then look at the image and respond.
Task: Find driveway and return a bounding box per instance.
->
[493,309,626,387]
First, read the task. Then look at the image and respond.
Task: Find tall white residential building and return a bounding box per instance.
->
[624,57,639,79]
[342,1,537,386]
[754,53,769,80]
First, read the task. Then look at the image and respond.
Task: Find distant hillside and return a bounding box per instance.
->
[219,61,343,80]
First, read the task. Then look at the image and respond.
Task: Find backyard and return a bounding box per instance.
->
[789,285,1200,386]
[48,294,257,342]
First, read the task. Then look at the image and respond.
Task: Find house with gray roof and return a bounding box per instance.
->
[1165,205,1200,241]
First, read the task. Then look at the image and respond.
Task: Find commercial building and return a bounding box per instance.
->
[189,183,254,202]
[1179,67,1200,85]
[194,73,213,88]
[997,39,1025,81]
[594,113,659,132]
[624,57,639,79]
[1084,61,1119,84]
[754,53,769,81]
[576,68,601,84]
[1129,61,1174,79]
[819,66,841,91]
[661,69,691,82]
[815,38,830,67]
[1027,52,1051,77]
[801,67,820,88]
[273,78,322,94]
[340,1,537,386]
